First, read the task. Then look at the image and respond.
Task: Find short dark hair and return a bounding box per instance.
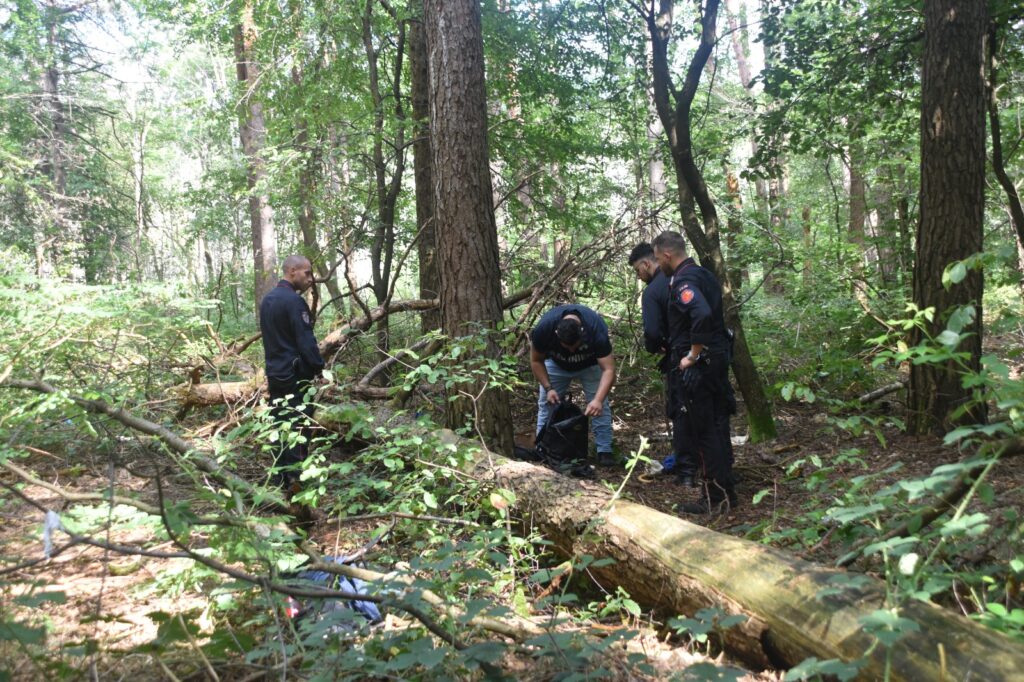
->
[651,231,687,256]
[555,317,582,346]
[628,243,655,265]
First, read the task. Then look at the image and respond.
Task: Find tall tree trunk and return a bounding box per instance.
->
[987,23,1024,254]
[908,0,987,435]
[288,44,344,316]
[234,0,277,313]
[801,205,812,286]
[425,0,514,455]
[410,7,440,333]
[362,0,407,367]
[37,7,65,278]
[724,168,746,292]
[848,136,868,303]
[647,0,777,442]
[131,115,149,282]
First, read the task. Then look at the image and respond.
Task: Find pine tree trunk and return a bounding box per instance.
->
[908,0,987,434]
[410,8,441,333]
[424,0,514,455]
[234,1,277,313]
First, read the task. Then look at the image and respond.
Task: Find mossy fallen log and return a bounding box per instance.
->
[453,436,1024,680]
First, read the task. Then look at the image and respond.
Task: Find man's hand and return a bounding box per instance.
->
[545,388,560,405]
[584,398,603,417]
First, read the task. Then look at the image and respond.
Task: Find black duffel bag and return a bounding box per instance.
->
[535,396,589,464]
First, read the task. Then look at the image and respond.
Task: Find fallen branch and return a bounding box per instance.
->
[857,380,907,404]
[1,378,290,514]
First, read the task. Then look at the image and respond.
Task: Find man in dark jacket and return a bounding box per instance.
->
[652,231,737,514]
[260,255,325,488]
[629,243,697,486]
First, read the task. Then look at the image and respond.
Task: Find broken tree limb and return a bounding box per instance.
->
[319,298,439,358]
[446,433,1024,679]
[857,380,907,404]
[0,378,290,513]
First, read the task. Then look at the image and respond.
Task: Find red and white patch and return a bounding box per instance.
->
[679,287,695,304]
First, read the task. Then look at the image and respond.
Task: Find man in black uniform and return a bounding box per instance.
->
[628,243,697,486]
[260,255,325,489]
[651,231,737,513]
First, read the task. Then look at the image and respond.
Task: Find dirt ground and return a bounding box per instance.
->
[2,370,1021,679]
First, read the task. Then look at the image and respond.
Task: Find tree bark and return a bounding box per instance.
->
[647,0,777,442]
[908,0,987,434]
[410,6,441,333]
[424,0,513,455]
[234,0,277,313]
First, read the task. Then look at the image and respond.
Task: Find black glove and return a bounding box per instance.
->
[681,366,702,392]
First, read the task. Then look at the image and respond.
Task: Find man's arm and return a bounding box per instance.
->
[640,287,667,354]
[585,354,615,417]
[530,347,560,405]
[291,301,325,376]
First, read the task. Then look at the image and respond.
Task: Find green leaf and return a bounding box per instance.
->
[948,262,967,285]
[935,330,961,348]
[422,490,438,509]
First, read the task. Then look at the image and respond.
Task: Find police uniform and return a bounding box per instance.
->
[665,258,736,509]
[260,280,325,479]
[642,269,697,479]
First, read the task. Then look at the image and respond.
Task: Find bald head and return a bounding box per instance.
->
[282,255,314,292]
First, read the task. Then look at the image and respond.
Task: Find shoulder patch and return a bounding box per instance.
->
[679,287,695,304]
[301,311,311,325]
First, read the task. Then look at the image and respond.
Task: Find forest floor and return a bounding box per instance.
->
[3,361,1023,679]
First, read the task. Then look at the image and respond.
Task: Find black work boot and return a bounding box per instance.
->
[676,470,699,488]
[596,451,616,467]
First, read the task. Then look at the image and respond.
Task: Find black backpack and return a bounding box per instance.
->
[535,397,589,464]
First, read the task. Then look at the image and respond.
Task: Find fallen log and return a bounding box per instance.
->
[449,434,1024,680]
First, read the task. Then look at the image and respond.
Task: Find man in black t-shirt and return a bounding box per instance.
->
[530,304,616,468]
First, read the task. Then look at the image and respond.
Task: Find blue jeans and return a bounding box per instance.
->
[536,359,613,453]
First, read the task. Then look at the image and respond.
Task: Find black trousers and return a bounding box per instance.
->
[668,354,734,498]
[664,371,697,476]
[267,377,315,473]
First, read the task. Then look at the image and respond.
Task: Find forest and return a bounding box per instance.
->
[2,0,1024,679]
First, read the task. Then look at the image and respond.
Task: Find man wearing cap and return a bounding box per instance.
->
[530,304,616,471]
[652,231,737,514]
